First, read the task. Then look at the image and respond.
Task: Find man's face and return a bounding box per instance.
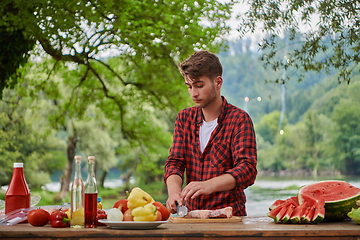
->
[185,76,217,109]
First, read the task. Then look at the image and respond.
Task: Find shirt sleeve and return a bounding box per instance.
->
[163,112,186,184]
[225,112,257,189]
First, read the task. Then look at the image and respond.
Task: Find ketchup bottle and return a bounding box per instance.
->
[5,163,31,214]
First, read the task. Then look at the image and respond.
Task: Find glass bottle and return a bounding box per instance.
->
[5,163,31,214]
[84,156,98,228]
[70,155,85,228]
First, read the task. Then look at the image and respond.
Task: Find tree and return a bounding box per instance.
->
[0,89,65,188]
[1,0,234,198]
[255,111,286,144]
[238,0,360,84]
[16,58,172,199]
[1,0,233,92]
[328,82,360,175]
[0,27,34,96]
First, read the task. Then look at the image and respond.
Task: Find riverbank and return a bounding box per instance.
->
[258,169,342,177]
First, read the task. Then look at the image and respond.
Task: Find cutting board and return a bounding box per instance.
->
[170,216,242,223]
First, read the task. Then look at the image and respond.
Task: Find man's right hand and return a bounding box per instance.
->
[166,194,184,214]
[165,175,185,214]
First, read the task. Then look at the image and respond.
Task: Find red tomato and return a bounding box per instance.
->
[113,199,128,213]
[155,211,162,221]
[153,201,171,221]
[28,209,50,226]
[123,209,133,221]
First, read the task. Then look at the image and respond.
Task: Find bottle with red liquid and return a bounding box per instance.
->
[84,156,98,228]
[5,163,31,214]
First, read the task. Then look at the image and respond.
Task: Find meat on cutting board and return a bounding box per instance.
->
[185,206,233,219]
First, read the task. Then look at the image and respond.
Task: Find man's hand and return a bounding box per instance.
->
[180,180,214,202]
[166,193,183,214]
[181,174,237,202]
[166,175,185,214]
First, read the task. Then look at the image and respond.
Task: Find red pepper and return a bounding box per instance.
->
[97,209,107,226]
[49,210,70,228]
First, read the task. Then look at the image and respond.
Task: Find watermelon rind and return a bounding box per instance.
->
[298,180,360,221]
[325,198,360,221]
[312,210,324,224]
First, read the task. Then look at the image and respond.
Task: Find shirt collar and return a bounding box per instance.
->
[196,96,227,126]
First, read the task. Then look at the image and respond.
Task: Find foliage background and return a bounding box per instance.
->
[1,0,360,205]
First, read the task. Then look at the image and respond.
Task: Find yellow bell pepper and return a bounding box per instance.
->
[127,187,155,210]
[131,203,157,221]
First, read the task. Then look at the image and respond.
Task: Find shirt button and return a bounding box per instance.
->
[199,178,202,181]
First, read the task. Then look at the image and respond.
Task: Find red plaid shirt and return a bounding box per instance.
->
[164,97,257,216]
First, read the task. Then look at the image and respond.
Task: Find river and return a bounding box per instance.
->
[44,176,360,217]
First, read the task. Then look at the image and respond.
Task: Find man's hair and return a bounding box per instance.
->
[178,50,222,80]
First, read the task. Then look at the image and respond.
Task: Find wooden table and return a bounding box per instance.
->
[1,217,360,240]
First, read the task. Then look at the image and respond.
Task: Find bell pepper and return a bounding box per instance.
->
[127,187,154,210]
[49,210,70,228]
[131,203,157,221]
[97,209,107,226]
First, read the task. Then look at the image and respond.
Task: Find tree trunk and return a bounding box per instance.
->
[99,170,107,188]
[121,170,134,193]
[55,133,78,202]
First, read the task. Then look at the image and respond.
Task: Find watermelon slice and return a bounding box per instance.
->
[269,199,286,210]
[289,203,307,223]
[300,206,314,223]
[298,180,360,221]
[298,193,325,224]
[267,205,283,219]
[275,205,289,223]
[268,197,298,223]
[281,204,296,223]
[312,200,325,224]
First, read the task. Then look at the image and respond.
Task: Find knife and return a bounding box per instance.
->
[176,201,188,217]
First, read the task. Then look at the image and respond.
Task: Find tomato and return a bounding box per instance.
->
[113,199,128,213]
[123,209,133,221]
[153,201,171,221]
[28,209,50,226]
[155,211,162,221]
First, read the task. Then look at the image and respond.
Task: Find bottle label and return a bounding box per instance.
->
[5,195,31,214]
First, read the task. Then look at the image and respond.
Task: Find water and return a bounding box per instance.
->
[43,177,360,217]
[42,178,134,192]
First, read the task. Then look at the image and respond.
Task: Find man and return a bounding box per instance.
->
[164,50,257,216]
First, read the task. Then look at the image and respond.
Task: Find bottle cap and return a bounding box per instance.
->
[88,156,95,164]
[97,197,102,202]
[74,155,82,163]
[14,163,24,168]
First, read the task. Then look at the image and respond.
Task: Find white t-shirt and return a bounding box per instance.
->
[199,118,218,152]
